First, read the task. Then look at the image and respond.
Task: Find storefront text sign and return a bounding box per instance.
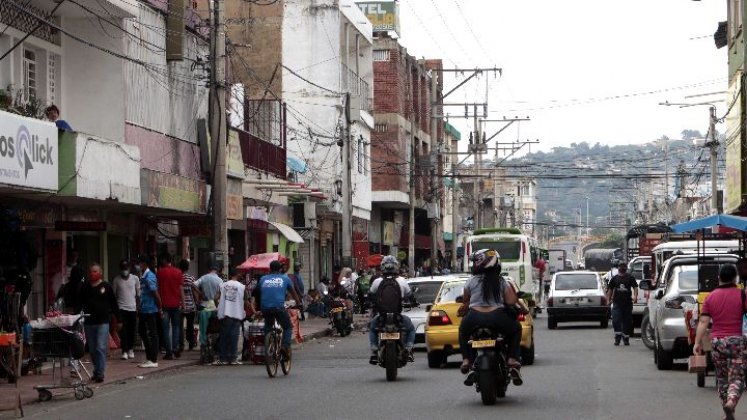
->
[0,111,58,190]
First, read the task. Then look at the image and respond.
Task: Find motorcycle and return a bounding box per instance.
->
[329,289,353,337]
[375,312,408,382]
[468,328,511,405]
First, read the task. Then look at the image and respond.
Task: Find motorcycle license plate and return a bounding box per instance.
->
[380,332,400,340]
[471,339,496,349]
[330,307,344,314]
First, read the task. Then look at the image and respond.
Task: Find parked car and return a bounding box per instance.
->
[546,271,608,329]
[641,253,739,370]
[425,277,535,368]
[407,275,464,345]
[628,256,652,327]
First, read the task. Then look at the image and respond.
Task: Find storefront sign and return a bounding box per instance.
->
[227,179,243,220]
[227,130,245,179]
[0,111,58,190]
[55,221,107,231]
[356,1,400,35]
[141,170,207,214]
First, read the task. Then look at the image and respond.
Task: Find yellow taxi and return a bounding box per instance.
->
[424,277,535,368]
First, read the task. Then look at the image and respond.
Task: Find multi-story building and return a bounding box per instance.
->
[0,0,211,317]
[723,0,745,215]
[493,168,538,235]
[368,33,444,271]
[223,0,373,285]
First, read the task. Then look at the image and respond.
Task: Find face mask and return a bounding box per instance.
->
[89,272,102,283]
[121,270,130,278]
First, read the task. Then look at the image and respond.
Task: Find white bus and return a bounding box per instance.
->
[464,228,540,301]
[650,239,741,285]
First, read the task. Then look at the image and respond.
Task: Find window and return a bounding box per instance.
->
[554,274,599,290]
[375,123,388,132]
[48,52,57,104]
[373,49,390,62]
[23,49,37,101]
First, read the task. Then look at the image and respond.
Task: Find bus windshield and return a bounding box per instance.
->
[471,241,521,260]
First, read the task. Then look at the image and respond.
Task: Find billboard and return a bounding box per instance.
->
[356,1,400,36]
[0,111,58,191]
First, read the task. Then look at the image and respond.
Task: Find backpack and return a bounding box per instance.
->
[375,275,402,314]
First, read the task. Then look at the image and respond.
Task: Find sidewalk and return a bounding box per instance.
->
[0,314,358,411]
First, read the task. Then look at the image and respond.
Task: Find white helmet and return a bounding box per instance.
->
[380,255,399,274]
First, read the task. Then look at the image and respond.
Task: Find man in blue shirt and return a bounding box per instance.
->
[137,255,161,368]
[252,261,302,355]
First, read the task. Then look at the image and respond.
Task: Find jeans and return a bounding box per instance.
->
[84,323,110,379]
[138,312,159,363]
[161,308,181,355]
[263,308,293,349]
[219,317,242,363]
[612,304,633,338]
[182,311,196,350]
[458,309,521,362]
[119,310,137,353]
[368,314,416,351]
[199,310,217,347]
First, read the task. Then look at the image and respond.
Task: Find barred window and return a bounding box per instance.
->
[373,50,390,61]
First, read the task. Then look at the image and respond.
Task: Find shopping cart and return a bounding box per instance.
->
[31,315,93,401]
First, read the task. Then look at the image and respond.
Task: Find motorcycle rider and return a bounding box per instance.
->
[368,256,417,365]
[457,249,523,386]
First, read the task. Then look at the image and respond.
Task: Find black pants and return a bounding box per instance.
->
[182,311,196,350]
[138,312,160,363]
[458,309,521,362]
[612,304,633,338]
[119,310,137,353]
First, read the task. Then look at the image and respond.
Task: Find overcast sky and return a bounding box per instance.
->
[395,0,728,156]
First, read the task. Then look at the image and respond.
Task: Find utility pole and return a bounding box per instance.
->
[451,134,459,272]
[473,104,481,230]
[430,71,439,267]
[211,0,228,274]
[708,106,720,214]
[342,93,353,268]
[408,61,416,276]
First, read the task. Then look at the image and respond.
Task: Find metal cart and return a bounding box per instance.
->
[31,316,93,401]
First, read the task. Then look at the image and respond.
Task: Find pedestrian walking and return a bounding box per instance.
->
[694,265,746,420]
[157,254,184,360]
[79,263,118,382]
[111,259,140,360]
[138,255,161,368]
[605,262,637,346]
[179,259,198,351]
[214,268,248,365]
[195,264,223,350]
[289,261,306,321]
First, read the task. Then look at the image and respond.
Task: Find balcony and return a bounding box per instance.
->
[341,64,372,112]
[238,99,287,179]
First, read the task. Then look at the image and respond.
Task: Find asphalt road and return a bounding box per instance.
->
[17,318,728,420]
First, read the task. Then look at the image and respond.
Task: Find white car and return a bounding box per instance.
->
[546,271,608,329]
[407,274,469,345]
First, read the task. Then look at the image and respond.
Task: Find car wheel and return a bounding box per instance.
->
[547,316,557,330]
[640,314,655,350]
[427,350,445,369]
[656,339,673,371]
[521,337,535,366]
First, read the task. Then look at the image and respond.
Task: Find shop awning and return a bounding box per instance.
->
[670,214,747,233]
[268,221,304,243]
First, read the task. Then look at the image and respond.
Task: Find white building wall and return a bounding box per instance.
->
[61,17,126,143]
[283,0,372,220]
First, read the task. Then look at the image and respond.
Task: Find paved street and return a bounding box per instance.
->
[15,317,727,420]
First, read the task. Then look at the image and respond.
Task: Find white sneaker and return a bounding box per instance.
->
[128,350,135,359]
[139,361,159,368]
[121,353,129,360]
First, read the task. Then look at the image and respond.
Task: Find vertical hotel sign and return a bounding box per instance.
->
[724,76,743,214]
[0,111,58,190]
[356,1,400,36]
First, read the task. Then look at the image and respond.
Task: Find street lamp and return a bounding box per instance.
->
[585,195,590,237]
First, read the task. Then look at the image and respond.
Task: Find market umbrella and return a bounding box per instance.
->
[367,254,384,268]
[237,252,288,271]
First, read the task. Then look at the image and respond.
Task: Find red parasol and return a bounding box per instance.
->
[367,254,384,268]
[237,252,288,271]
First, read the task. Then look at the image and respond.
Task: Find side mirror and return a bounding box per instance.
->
[655,290,664,300]
[638,280,652,291]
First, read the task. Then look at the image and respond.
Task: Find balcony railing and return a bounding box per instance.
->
[341,63,372,112]
[238,100,287,179]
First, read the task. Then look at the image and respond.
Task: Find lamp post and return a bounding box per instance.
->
[585,195,590,237]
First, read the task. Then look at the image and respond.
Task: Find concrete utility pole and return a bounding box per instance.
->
[451,135,459,272]
[342,93,353,268]
[473,104,481,230]
[211,0,228,274]
[430,71,439,266]
[708,106,720,213]
[408,62,416,276]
